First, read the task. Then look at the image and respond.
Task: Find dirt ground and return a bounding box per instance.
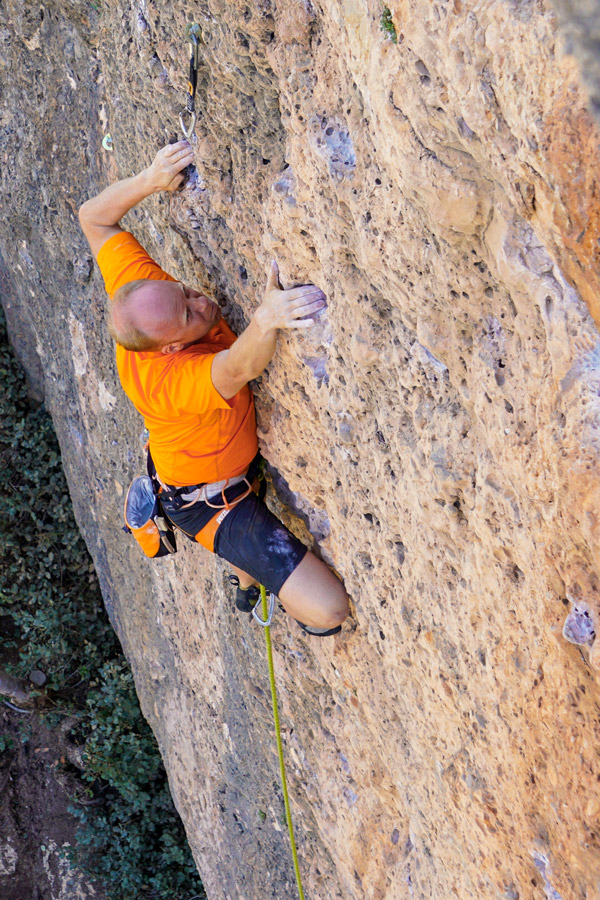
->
[0,702,103,900]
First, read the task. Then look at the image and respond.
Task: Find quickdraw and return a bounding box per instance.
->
[179,23,202,139]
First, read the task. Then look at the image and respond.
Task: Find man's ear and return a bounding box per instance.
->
[161,343,184,355]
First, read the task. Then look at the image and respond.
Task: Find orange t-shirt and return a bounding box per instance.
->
[97,231,257,486]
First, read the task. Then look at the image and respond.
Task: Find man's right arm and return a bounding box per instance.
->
[78,142,195,258]
[211,261,327,400]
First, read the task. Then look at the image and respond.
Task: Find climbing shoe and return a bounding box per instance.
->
[296,620,342,637]
[228,575,260,613]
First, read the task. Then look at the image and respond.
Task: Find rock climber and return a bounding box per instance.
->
[78,140,349,636]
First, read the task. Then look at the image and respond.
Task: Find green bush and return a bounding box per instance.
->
[0,311,117,686]
[70,660,204,899]
[0,306,204,900]
[381,6,398,43]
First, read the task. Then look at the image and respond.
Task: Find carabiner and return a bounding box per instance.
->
[186,23,201,68]
[185,22,202,46]
[179,109,197,141]
[252,591,275,628]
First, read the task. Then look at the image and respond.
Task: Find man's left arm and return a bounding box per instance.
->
[78,141,195,258]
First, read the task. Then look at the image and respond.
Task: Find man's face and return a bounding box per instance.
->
[132,281,222,350]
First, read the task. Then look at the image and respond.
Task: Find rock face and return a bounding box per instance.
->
[550,0,600,121]
[2,1,600,898]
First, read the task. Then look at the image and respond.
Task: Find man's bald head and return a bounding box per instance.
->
[108,278,222,353]
[109,279,163,351]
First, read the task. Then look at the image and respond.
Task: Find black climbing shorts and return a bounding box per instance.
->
[214,493,308,595]
[163,488,308,596]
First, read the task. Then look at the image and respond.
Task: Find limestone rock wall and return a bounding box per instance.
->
[550,0,600,122]
[2,1,600,898]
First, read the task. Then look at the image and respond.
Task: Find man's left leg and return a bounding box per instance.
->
[213,493,349,632]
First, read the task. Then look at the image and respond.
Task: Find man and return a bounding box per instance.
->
[79,140,349,635]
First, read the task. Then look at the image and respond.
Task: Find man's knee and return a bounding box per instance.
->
[323,577,350,624]
[305,577,349,631]
[323,590,350,628]
[279,551,350,628]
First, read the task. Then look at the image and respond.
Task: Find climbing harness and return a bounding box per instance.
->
[179,23,202,139]
[158,468,262,553]
[258,584,306,900]
[122,450,267,559]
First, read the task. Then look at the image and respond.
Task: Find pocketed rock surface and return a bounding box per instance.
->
[1,1,600,898]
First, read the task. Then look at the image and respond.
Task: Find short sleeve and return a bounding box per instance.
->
[96,231,176,299]
[169,352,235,414]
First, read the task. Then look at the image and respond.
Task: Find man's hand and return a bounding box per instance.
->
[146,141,196,192]
[211,260,328,400]
[254,261,327,333]
[79,141,196,258]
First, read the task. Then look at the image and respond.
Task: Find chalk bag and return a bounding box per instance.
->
[124,476,177,558]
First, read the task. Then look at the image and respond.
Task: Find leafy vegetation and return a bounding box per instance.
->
[0,733,14,753]
[68,660,203,898]
[0,326,116,687]
[380,6,398,43]
[0,306,204,900]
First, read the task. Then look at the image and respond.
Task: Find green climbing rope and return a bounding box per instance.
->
[259,584,306,900]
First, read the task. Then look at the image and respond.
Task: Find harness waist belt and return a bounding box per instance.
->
[178,474,248,507]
